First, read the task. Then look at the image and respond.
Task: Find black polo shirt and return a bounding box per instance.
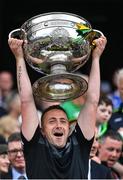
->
[21,123,94,179]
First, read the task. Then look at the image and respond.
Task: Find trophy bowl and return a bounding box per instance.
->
[9,12,103,101]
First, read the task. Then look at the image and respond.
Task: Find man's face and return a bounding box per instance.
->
[0,154,10,172]
[8,141,25,170]
[41,109,70,148]
[98,137,122,167]
[96,103,113,124]
[0,72,13,92]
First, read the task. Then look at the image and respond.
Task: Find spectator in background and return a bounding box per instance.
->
[108,68,123,112]
[0,134,10,178]
[107,69,123,139]
[0,118,20,141]
[88,128,112,179]
[98,130,123,179]
[0,144,10,174]
[96,95,113,138]
[108,102,123,136]
[107,70,123,174]
[1,132,28,179]
[0,93,21,140]
[0,70,17,115]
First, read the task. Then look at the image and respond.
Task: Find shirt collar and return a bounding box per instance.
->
[12,167,28,179]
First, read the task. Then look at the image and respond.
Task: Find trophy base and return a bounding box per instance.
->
[32,73,88,102]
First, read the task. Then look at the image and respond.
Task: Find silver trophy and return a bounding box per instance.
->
[9,12,103,102]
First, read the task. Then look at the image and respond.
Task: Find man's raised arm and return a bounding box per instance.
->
[8,38,40,140]
[78,36,107,140]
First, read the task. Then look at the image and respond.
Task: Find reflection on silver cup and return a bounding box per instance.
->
[9,12,103,102]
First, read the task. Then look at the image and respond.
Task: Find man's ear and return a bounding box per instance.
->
[41,127,45,136]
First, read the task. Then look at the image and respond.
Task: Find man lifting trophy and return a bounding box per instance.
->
[7,12,107,179]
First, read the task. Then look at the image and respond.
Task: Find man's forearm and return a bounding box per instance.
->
[16,58,33,102]
[86,57,100,106]
[113,162,123,176]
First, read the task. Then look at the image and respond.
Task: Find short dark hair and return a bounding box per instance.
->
[99,130,123,143]
[41,105,68,125]
[8,132,21,143]
[98,95,113,108]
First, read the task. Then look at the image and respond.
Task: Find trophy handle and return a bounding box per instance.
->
[91,29,104,47]
[84,29,104,48]
[92,29,104,37]
[8,28,27,40]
